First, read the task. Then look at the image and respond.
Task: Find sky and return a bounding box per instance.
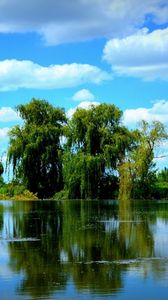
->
[1,0,168,174]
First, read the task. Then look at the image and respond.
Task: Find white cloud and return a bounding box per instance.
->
[72,89,95,102]
[122,100,168,170]
[0,107,20,122]
[0,0,167,44]
[154,139,168,169]
[103,27,168,81]
[123,100,168,126]
[0,127,9,139]
[67,101,100,118]
[0,59,110,91]
[0,128,9,154]
[0,128,9,162]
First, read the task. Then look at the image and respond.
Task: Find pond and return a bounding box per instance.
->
[0,199,168,299]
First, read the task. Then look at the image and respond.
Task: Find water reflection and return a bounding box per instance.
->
[118,198,154,259]
[0,199,168,299]
[0,203,3,232]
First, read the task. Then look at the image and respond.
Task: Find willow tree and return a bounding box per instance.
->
[7,99,66,198]
[0,161,4,187]
[119,120,167,199]
[64,103,132,199]
[0,161,3,177]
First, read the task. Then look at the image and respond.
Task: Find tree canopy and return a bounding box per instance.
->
[0,161,3,177]
[64,103,132,199]
[7,99,66,198]
[119,120,168,199]
[5,99,168,200]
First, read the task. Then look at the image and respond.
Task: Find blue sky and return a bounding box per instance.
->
[1,0,168,173]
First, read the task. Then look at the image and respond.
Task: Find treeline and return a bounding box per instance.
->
[0,98,168,200]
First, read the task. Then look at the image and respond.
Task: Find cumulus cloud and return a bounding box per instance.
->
[0,107,20,122]
[0,128,11,179]
[67,101,100,118]
[153,139,168,168]
[103,27,168,81]
[0,127,9,139]
[122,100,168,169]
[123,100,168,126]
[72,89,95,102]
[0,59,110,91]
[0,0,167,44]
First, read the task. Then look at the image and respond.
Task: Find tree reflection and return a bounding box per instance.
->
[8,201,67,298]
[0,203,3,232]
[1,199,168,298]
[118,197,154,259]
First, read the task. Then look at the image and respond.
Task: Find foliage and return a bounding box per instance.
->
[157,167,168,182]
[0,180,38,200]
[0,176,4,188]
[64,104,130,199]
[53,189,69,200]
[63,151,104,199]
[66,103,130,160]
[3,98,168,200]
[12,190,38,200]
[152,168,168,199]
[119,120,168,199]
[0,161,3,176]
[7,98,66,198]
[0,161,4,188]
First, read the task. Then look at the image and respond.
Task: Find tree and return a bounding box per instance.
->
[64,103,132,199]
[0,161,3,176]
[7,99,66,198]
[153,168,168,199]
[0,161,4,187]
[119,120,168,199]
[157,167,168,182]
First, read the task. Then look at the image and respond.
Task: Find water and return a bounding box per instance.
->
[0,199,168,299]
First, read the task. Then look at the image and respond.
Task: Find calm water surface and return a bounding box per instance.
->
[0,199,168,299]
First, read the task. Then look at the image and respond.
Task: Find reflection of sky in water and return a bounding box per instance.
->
[0,201,27,240]
[1,211,14,239]
[0,202,20,280]
[0,201,14,239]
[99,218,119,232]
[153,218,168,257]
[0,242,13,278]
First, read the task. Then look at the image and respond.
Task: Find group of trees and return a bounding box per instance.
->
[0,98,167,199]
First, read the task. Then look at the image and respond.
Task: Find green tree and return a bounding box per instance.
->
[7,99,66,198]
[0,161,3,176]
[64,103,132,199]
[0,161,4,188]
[157,167,168,182]
[119,120,167,199]
[153,168,168,199]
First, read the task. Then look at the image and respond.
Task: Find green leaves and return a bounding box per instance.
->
[64,103,128,199]
[17,98,66,126]
[119,120,168,199]
[0,161,4,177]
[7,98,66,198]
[7,99,167,200]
